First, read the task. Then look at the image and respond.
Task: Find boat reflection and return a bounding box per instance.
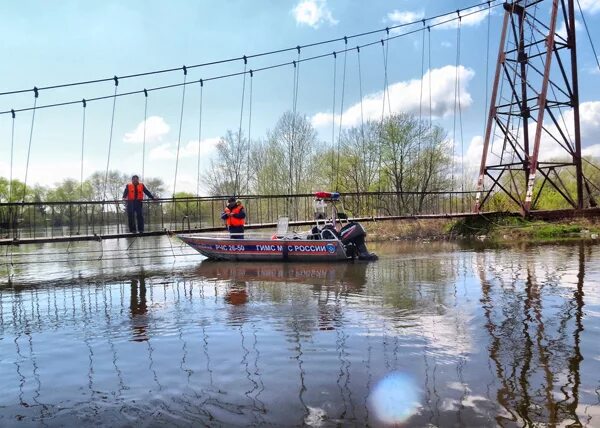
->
[193,260,368,289]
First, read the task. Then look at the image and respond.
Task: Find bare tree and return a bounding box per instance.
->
[203,130,249,197]
[269,111,318,195]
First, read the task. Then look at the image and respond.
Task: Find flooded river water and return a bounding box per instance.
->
[1,237,599,427]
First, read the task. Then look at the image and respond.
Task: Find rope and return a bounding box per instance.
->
[356,46,365,150]
[142,89,148,180]
[335,37,349,192]
[384,35,392,115]
[197,80,204,196]
[79,99,87,198]
[22,88,38,202]
[428,27,433,130]
[577,0,600,73]
[102,78,119,200]
[456,15,464,191]
[290,50,301,198]
[377,36,390,193]
[452,17,461,191]
[418,21,426,159]
[237,57,248,195]
[331,52,337,189]
[172,66,188,197]
[0,0,500,99]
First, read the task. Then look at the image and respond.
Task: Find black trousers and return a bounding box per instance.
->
[228,226,244,239]
[127,201,144,233]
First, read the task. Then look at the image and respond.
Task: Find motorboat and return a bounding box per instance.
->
[178,192,378,262]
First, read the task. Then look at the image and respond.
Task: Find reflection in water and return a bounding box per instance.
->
[0,242,599,426]
[477,243,588,427]
[130,277,149,342]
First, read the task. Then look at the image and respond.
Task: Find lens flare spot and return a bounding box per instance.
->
[368,371,421,425]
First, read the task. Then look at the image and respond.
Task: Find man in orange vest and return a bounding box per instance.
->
[220,196,246,239]
[122,175,156,233]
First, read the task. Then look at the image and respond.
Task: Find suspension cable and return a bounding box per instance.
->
[9,110,15,202]
[142,89,148,180]
[22,88,39,202]
[452,16,461,191]
[456,14,465,192]
[330,52,337,188]
[0,4,502,117]
[377,37,388,194]
[383,33,392,115]
[80,99,87,198]
[483,1,492,137]
[576,0,600,73]
[172,66,188,197]
[102,77,119,200]
[418,20,426,171]
[356,46,365,148]
[197,79,204,197]
[0,0,501,99]
[335,37,349,192]
[246,70,254,194]
[428,27,433,130]
[237,57,248,195]
[289,47,302,200]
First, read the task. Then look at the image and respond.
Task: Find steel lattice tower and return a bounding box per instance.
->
[475,0,592,214]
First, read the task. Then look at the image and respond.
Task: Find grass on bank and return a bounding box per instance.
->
[365,213,600,242]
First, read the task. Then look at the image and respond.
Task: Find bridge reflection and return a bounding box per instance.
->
[476,243,589,427]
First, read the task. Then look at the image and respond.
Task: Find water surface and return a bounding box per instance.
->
[1,238,599,426]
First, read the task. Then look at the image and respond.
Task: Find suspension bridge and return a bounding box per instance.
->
[1,0,599,246]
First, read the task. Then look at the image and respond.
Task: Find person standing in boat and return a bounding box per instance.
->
[221,196,246,239]
[122,175,156,234]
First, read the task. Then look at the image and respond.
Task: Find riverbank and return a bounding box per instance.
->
[366,213,600,243]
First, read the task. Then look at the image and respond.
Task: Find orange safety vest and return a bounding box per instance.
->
[127,183,145,201]
[225,204,245,227]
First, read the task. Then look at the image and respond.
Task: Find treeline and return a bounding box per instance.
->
[205,111,453,204]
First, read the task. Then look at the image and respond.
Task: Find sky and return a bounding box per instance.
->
[0,0,599,196]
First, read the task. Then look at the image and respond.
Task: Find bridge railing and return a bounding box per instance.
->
[0,191,477,241]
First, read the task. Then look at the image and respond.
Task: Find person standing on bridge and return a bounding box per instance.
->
[221,196,246,239]
[122,175,156,234]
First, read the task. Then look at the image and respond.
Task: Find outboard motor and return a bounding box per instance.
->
[339,222,378,261]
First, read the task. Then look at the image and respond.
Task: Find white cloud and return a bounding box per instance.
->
[387,10,424,33]
[462,101,600,177]
[292,0,338,28]
[149,137,220,161]
[0,158,94,187]
[580,0,600,14]
[311,65,475,128]
[441,41,452,48]
[432,6,489,30]
[123,116,170,144]
[556,19,581,41]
